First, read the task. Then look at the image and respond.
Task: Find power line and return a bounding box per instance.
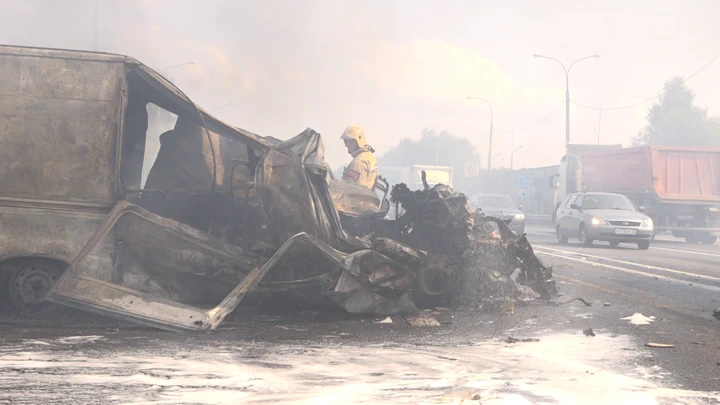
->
[572,52,720,111]
[495,101,566,133]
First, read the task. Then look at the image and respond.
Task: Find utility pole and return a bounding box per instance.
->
[597,102,602,144]
[466,97,494,171]
[510,145,524,170]
[533,53,600,144]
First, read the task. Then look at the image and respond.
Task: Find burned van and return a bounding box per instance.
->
[0,45,555,331]
[0,45,271,314]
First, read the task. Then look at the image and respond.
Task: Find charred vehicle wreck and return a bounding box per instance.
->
[0,45,556,332]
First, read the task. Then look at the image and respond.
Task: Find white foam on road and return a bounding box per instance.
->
[0,333,717,404]
[621,313,656,325]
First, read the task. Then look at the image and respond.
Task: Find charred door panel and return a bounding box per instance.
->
[50,201,261,331]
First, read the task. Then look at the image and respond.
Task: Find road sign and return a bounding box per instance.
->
[464,161,480,177]
[515,176,531,188]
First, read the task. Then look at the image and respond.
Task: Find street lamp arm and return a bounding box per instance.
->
[467,96,493,119]
[567,54,600,75]
[533,54,568,75]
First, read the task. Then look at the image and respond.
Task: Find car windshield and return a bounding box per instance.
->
[583,195,636,211]
[476,196,515,209]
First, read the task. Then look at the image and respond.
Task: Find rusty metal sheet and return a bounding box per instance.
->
[0,44,131,63]
[0,54,122,100]
[0,53,122,203]
[0,206,113,267]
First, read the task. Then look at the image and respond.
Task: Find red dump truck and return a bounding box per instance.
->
[552,145,720,244]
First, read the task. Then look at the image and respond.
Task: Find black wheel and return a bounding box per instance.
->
[701,235,717,245]
[556,226,569,244]
[637,241,650,250]
[7,259,64,313]
[609,241,620,248]
[685,235,700,244]
[579,224,593,246]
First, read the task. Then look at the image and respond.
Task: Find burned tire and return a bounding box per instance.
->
[7,258,65,313]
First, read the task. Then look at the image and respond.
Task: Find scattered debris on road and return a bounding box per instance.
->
[439,388,482,402]
[646,343,675,348]
[712,309,720,320]
[505,336,540,343]
[583,328,596,337]
[604,302,611,307]
[404,313,441,327]
[622,313,655,325]
[556,297,593,307]
[375,317,393,324]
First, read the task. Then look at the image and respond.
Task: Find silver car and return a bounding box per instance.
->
[472,194,525,235]
[554,192,653,250]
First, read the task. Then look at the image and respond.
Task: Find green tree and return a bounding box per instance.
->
[377,128,481,187]
[633,77,720,147]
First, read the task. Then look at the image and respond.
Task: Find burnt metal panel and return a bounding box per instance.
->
[0,53,123,203]
[0,44,132,64]
[0,206,113,271]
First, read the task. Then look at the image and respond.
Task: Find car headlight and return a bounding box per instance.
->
[642,218,653,227]
[591,216,608,226]
[514,213,524,220]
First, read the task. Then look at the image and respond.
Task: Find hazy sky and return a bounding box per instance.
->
[3,0,719,170]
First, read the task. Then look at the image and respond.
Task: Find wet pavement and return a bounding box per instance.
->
[1,300,719,404]
[1,230,720,404]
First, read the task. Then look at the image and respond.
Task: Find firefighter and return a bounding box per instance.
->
[340,125,378,189]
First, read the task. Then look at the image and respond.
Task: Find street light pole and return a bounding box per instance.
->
[510,146,524,170]
[466,97,494,171]
[492,153,503,168]
[532,54,600,144]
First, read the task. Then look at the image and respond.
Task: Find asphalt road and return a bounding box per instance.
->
[527,227,720,392]
[0,228,719,404]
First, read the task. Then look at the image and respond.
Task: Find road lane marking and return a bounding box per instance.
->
[536,250,720,292]
[651,245,720,258]
[534,245,720,283]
